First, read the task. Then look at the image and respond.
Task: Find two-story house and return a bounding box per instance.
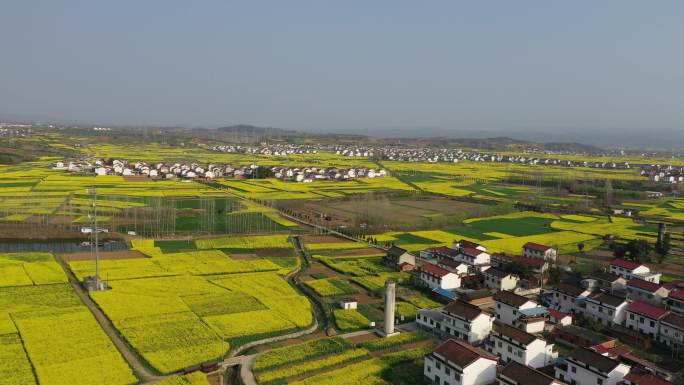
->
[458,247,491,270]
[420,263,462,290]
[483,268,519,291]
[384,246,415,270]
[440,300,494,345]
[424,339,498,385]
[657,312,684,350]
[493,290,538,326]
[498,361,567,385]
[582,292,629,327]
[523,242,557,262]
[548,283,591,313]
[609,259,661,283]
[665,288,684,315]
[589,272,627,294]
[486,322,555,368]
[626,279,669,306]
[625,300,669,339]
[555,347,630,385]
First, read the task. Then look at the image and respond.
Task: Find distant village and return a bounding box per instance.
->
[376,235,684,385]
[53,159,388,182]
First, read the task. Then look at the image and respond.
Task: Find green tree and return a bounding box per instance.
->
[655,233,672,263]
[627,239,652,263]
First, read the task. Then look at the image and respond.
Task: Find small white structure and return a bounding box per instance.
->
[547,308,572,327]
[420,263,461,290]
[486,323,555,369]
[555,347,630,385]
[339,298,358,310]
[424,339,497,385]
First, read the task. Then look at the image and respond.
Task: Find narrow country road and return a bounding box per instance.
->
[55,255,168,383]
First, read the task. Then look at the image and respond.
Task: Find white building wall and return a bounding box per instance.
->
[556,361,630,385]
[582,300,627,326]
[424,356,497,385]
[494,300,536,326]
[626,311,660,338]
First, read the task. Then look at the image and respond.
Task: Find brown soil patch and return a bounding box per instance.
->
[351,289,381,305]
[47,215,76,225]
[305,262,341,278]
[61,250,146,262]
[345,333,379,344]
[329,248,383,257]
[230,253,259,260]
[254,248,295,258]
[206,372,221,385]
[302,235,352,244]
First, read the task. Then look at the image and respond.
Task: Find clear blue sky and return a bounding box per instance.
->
[1,0,683,131]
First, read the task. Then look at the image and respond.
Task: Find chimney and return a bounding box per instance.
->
[384,280,396,336]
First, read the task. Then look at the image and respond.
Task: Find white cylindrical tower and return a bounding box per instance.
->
[384,280,396,335]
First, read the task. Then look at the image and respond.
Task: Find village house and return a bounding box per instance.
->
[493,290,538,326]
[420,263,461,290]
[436,258,470,275]
[498,361,567,385]
[657,312,684,350]
[625,300,669,339]
[626,279,669,306]
[384,246,415,271]
[581,292,629,327]
[491,253,549,273]
[555,347,630,385]
[547,308,573,327]
[590,272,628,294]
[514,306,548,334]
[483,267,519,291]
[665,288,684,314]
[452,239,487,253]
[522,242,557,262]
[486,322,555,368]
[424,339,498,385]
[456,247,491,270]
[548,283,592,313]
[435,301,494,345]
[432,246,461,261]
[609,259,661,283]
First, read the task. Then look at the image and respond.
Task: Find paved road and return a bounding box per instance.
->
[55,255,167,383]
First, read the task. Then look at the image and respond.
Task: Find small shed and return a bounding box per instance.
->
[339,298,358,310]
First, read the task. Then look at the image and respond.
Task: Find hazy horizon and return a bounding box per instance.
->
[2,1,683,134]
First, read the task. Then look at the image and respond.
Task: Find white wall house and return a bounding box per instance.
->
[626,279,670,306]
[609,259,661,283]
[547,308,572,327]
[555,347,630,385]
[658,312,684,350]
[425,339,498,385]
[666,289,684,315]
[483,268,519,291]
[498,361,565,385]
[440,301,494,345]
[486,322,555,369]
[420,263,462,290]
[625,300,669,339]
[522,242,557,262]
[457,247,491,269]
[452,240,487,253]
[548,283,591,313]
[581,292,629,327]
[493,291,538,327]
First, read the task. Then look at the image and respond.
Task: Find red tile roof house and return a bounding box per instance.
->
[420,263,462,290]
[621,371,675,385]
[491,253,549,273]
[555,347,631,385]
[626,279,670,306]
[625,300,669,339]
[457,247,490,270]
[424,339,498,385]
[432,246,461,260]
[657,312,684,350]
[609,258,661,283]
[522,242,557,262]
[547,308,573,327]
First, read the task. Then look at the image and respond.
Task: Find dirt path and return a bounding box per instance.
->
[54,255,168,383]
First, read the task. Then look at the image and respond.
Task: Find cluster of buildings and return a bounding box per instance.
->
[643,165,684,184]
[381,241,682,385]
[54,159,388,182]
[210,143,318,155]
